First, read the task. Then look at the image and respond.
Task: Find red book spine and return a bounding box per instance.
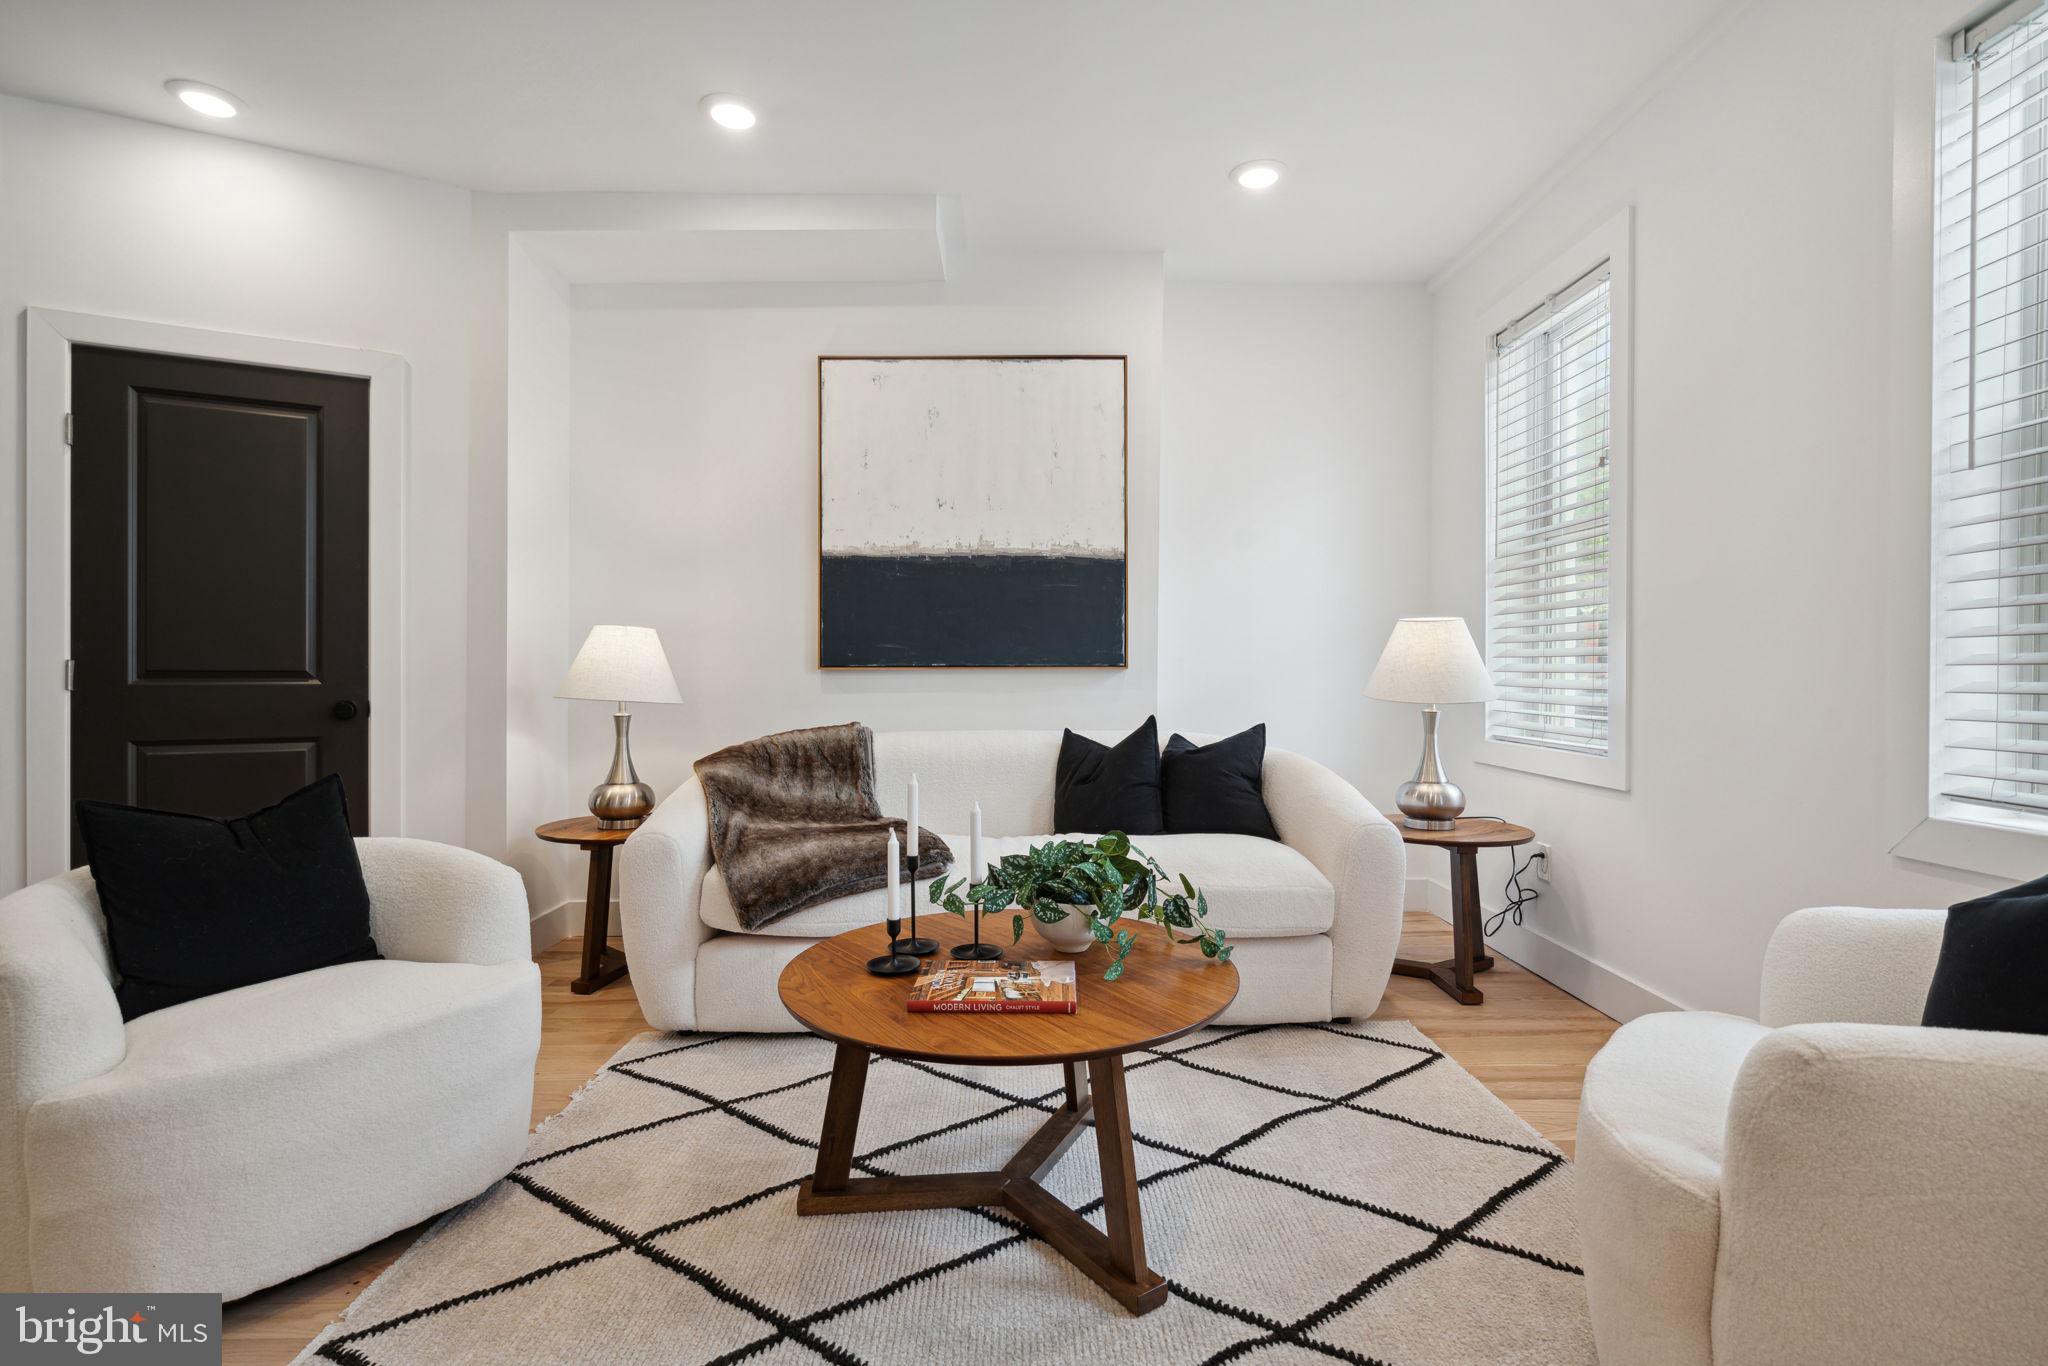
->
[906,1000,1077,1013]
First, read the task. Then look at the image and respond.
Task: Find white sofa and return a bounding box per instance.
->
[0,838,540,1300]
[621,729,1405,1032]
[1577,906,2048,1366]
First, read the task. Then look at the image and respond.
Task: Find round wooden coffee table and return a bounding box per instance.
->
[778,918,1239,1315]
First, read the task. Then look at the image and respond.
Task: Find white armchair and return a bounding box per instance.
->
[0,838,541,1300]
[1577,906,2048,1365]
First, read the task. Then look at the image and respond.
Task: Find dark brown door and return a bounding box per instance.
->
[70,346,371,864]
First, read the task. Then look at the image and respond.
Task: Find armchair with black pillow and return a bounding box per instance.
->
[0,776,540,1300]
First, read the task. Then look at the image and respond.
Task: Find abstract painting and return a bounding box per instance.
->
[818,356,1127,668]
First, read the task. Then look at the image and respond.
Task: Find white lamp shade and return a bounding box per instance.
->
[556,625,683,704]
[1366,617,1496,705]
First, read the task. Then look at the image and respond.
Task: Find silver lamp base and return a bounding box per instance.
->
[1395,705,1466,831]
[589,707,655,830]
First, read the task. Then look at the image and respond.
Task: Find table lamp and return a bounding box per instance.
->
[557,625,683,829]
[1366,616,1496,830]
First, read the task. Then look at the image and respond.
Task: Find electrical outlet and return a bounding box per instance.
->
[1533,843,1552,882]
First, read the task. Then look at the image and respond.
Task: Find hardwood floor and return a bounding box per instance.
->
[1376,912,1621,1157]
[220,914,1618,1364]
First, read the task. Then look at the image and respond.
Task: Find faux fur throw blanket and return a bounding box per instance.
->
[694,722,952,931]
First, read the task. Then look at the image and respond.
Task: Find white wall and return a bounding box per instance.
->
[502,241,580,913]
[1425,0,1999,1017]
[554,252,1164,826]
[0,95,472,891]
[31,20,1990,1020]
[1160,282,1435,796]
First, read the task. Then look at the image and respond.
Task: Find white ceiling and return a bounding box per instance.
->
[0,0,1734,282]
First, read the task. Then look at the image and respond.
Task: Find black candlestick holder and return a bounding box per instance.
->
[866,910,920,976]
[953,875,1004,960]
[893,852,940,957]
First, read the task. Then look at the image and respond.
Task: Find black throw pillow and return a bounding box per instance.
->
[1162,725,1279,840]
[1922,876,2048,1035]
[76,774,381,1021]
[1054,717,1165,835]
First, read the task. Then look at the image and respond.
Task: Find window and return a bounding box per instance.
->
[1933,2,2048,830]
[1477,210,1632,790]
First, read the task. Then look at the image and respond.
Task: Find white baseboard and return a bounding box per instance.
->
[529,899,614,955]
[1406,877,1677,1022]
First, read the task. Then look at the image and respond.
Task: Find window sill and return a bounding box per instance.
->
[1892,814,2048,881]
[1474,736,1629,791]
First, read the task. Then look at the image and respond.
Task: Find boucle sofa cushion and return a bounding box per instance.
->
[23,956,538,1299]
[700,832,1334,940]
[1577,1009,1770,1366]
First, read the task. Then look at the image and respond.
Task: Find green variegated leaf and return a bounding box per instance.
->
[917,832,1224,984]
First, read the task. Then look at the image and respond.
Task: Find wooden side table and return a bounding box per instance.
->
[1387,816,1533,1006]
[535,817,632,994]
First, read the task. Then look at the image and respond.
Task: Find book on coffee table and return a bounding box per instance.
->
[906,959,1078,1013]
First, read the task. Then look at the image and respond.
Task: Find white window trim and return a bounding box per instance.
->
[1474,207,1633,791]
[22,308,408,884]
[1894,5,2048,879]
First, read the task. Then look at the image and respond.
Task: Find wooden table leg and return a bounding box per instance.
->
[1003,1063,1095,1184]
[1064,1058,1090,1113]
[1451,846,1480,1000]
[1091,1054,1149,1289]
[803,1043,870,1200]
[571,843,629,995]
[1391,846,1487,1005]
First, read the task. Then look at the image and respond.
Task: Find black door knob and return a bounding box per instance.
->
[332,700,361,722]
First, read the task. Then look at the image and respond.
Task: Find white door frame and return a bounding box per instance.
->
[23,307,407,883]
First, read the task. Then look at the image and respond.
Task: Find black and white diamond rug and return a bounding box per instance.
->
[298,1022,1592,1365]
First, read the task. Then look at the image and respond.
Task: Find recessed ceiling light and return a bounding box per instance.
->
[698,93,757,131]
[165,79,241,119]
[1231,159,1284,191]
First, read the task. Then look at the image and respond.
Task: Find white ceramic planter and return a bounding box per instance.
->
[1036,911,1097,954]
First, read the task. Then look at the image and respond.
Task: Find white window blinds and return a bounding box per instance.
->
[1484,264,1614,756]
[1936,3,2048,820]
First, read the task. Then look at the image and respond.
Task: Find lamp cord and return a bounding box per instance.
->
[1456,816,1541,937]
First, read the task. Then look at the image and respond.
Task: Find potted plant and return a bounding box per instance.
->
[926,832,1230,981]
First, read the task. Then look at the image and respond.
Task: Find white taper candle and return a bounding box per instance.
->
[970,801,983,884]
[886,828,901,922]
[908,774,920,863]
